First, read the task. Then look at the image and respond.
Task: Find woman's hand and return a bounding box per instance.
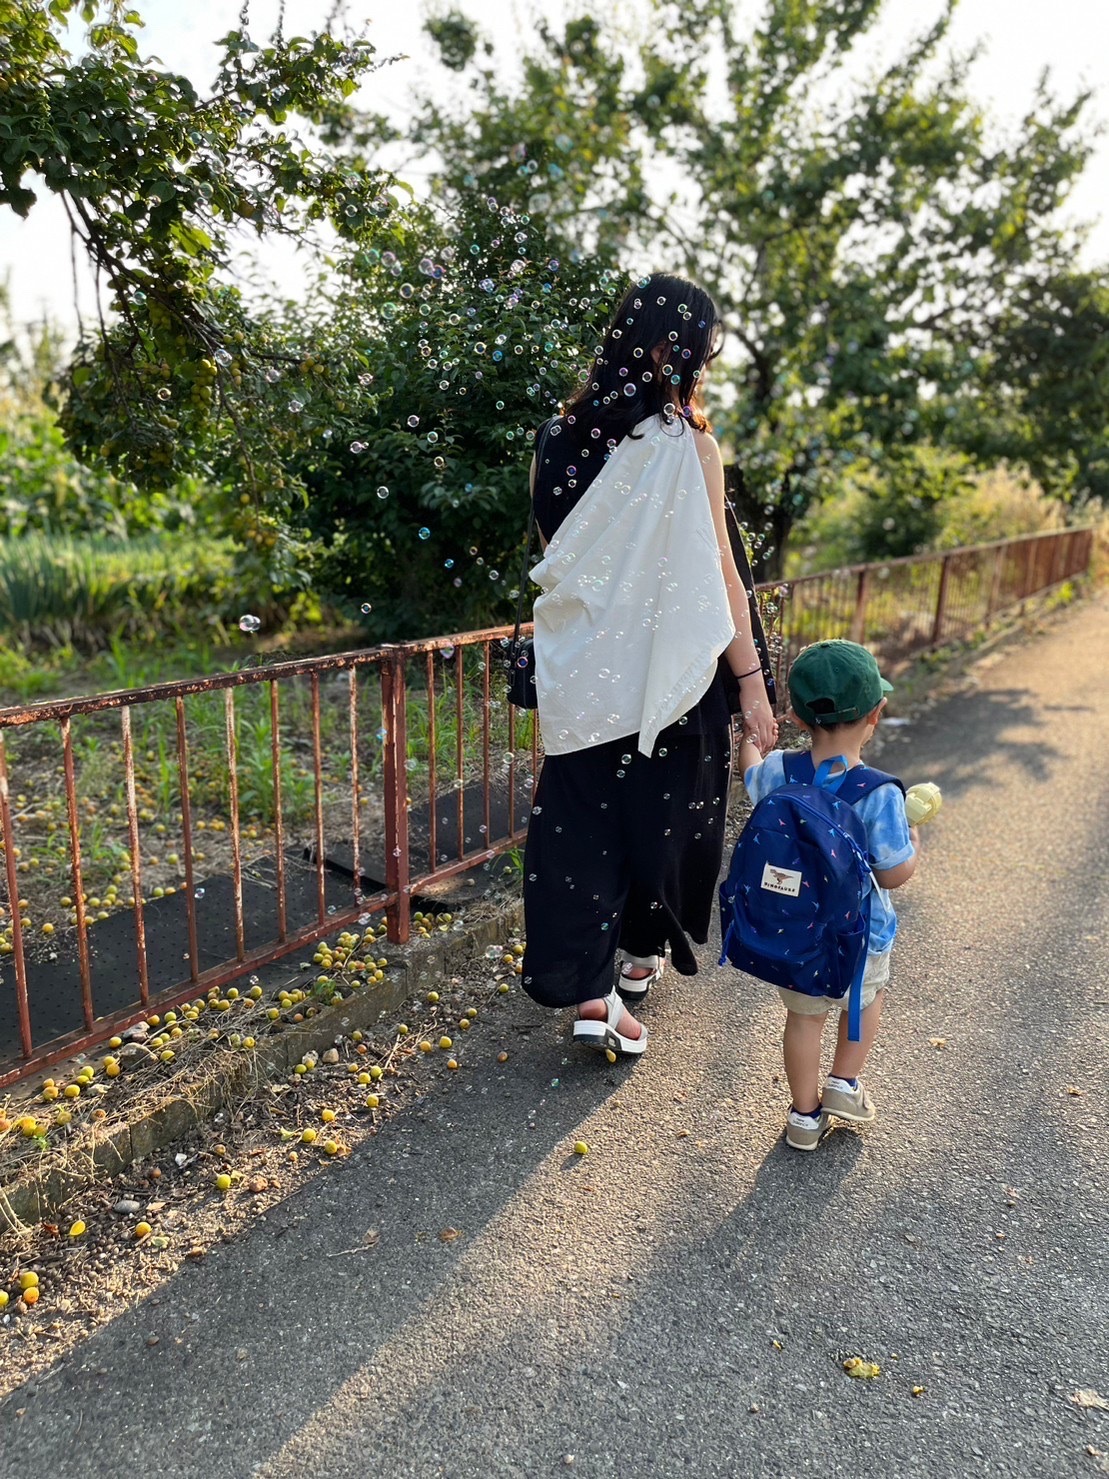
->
[738,673,777,753]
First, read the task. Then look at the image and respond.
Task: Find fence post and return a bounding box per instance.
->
[931,554,953,647]
[381,648,411,945]
[985,543,1006,624]
[849,568,870,644]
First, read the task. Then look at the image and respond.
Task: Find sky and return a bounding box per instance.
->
[2,0,1108,333]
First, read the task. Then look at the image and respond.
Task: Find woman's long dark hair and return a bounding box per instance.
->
[562,273,723,441]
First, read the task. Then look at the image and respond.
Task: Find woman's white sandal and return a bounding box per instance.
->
[573,987,648,1057]
[616,952,664,1004]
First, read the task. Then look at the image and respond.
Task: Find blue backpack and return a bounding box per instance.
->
[719,752,904,1041]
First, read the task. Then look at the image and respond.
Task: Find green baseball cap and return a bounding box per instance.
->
[788,640,892,726]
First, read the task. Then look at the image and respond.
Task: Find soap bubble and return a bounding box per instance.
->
[407,415,420,428]
[360,602,372,614]
[238,614,261,634]
[376,485,389,499]
[418,527,431,540]
[350,441,366,453]
[214,349,233,368]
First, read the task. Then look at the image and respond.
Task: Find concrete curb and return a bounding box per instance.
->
[0,896,523,1233]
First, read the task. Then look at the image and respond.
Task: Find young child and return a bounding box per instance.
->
[738,640,918,1150]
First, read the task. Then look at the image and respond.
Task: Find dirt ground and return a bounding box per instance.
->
[0,914,524,1398]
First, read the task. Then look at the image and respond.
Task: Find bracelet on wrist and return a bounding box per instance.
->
[735,665,763,680]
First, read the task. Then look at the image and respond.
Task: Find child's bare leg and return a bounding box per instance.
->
[783,1009,828,1115]
[829,989,885,1082]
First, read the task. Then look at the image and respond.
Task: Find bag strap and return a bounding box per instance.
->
[783,750,904,803]
[511,417,555,645]
[722,491,777,708]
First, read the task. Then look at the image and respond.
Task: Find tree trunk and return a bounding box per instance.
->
[723,463,792,583]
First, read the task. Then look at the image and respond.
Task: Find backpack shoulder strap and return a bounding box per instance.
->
[782,751,814,785]
[839,765,905,806]
[781,752,904,804]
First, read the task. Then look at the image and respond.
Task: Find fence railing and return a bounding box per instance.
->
[0,526,1091,1085]
[0,630,537,1086]
[753,527,1094,701]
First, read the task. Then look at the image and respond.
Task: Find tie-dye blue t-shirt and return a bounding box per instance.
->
[743,750,915,954]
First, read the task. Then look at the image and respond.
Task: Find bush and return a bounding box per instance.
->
[934,465,1066,549]
[788,453,1071,576]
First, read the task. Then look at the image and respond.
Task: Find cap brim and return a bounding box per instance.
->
[879,677,893,693]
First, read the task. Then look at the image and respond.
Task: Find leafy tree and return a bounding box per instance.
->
[960,268,1109,507]
[0,0,398,585]
[0,290,212,537]
[276,196,620,639]
[395,0,1101,574]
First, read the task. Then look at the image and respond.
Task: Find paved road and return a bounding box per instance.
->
[4,595,1108,1479]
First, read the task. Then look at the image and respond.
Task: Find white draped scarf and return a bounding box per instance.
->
[530,415,734,758]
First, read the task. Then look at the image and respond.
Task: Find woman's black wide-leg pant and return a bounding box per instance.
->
[521,726,732,1009]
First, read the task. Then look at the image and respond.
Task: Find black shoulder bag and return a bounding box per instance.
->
[504,419,554,709]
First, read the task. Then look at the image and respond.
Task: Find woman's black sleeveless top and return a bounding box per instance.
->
[531,414,729,737]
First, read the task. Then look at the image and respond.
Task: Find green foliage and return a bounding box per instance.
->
[282,197,621,638]
[789,457,1068,574]
[0,531,234,647]
[0,299,215,538]
[0,0,399,583]
[959,270,1109,505]
[934,466,1067,550]
[396,1,1103,572]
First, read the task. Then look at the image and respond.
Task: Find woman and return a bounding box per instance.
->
[521,272,777,1057]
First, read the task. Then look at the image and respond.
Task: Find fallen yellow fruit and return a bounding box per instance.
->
[843,1357,880,1379]
[300,1128,317,1144]
[323,1140,340,1155]
[22,1286,39,1305]
[364,1094,380,1109]
[573,1141,589,1156]
[19,1271,39,1290]
[0,1291,7,1308]
[321,1108,336,1123]
[369,1065,384,1081]
[439,1036,452,1050]
[69,1221,86,1238]
[215,1173,232,1191]
[135,1222,152,1239]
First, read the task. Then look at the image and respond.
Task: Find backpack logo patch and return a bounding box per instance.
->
[761,862,802,897]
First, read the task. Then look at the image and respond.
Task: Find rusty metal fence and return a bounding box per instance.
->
[0,630,537,1086]
[0,526,1092,1084]
[754,527,1094,701]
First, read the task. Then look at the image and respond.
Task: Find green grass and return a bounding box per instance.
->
[0,532,235,649]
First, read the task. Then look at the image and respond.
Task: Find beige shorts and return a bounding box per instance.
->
[777,950,891,1017]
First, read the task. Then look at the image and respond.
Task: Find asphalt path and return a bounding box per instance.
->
[3,594,1108,1479]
